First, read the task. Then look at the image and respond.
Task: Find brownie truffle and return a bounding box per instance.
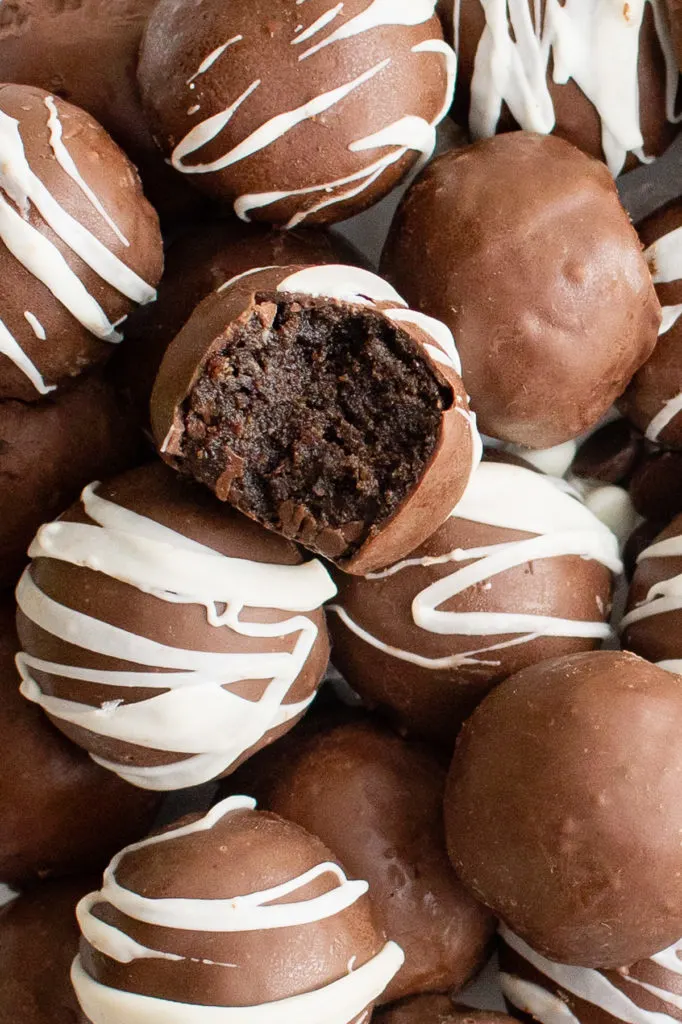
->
[72,796,405,1021]
[445,651,682,968]
[382,133,661,447]
[441,0,680,174]
[138,0,455,224]
[620,202,682,448]
[500,924,682,1024]
[621,514,682,672]
[0,84,163,401]
[328,461,619,743]
[16,462,334,791]
[152,264,480,575]
[231,717,495,1003]
[376,997,516,1024]
[0,876,94,1024]
[0,373,144,591]
[0,598,158,886]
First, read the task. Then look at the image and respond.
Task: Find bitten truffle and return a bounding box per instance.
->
[16,463,334,791]
[445,651,682,968]
[382,132,661,447]
[72,796,405,1021]
[622,513,682,673]
[151,264,481,575]
[138,0,455,224]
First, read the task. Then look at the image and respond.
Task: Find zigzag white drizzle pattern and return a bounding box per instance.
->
[621,532,682,675]
[16,484,336,791]
[72,796,405,1024]
[329,462,621,670]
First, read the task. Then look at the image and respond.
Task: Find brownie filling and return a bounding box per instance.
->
[180,294,450,558]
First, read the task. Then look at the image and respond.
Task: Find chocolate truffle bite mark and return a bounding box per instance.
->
[382,132,661,447]
[16,463,334,791]
[445,651,682,968]
[0,84,163,401]
[138,0,455,225]
[622,513,682,673]
[327,461,619,743]
[230,717,495,1003]
[72,796,404,1022]
[375,996,516,1024]
[152,264,481,575]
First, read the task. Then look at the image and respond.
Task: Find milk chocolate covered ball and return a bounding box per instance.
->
[72,797,405,1022]
[138,0,455,224]
[0,598,158,886]
[440,0,679,175]
[0,84,163,401]
[16,462,334,791]
[0,373,144,592]
[376,997,517,1024]
[500,924,682,1024]
[622,514,682,672]
[232,717,495,1002]
[445,651,682,968]
[152,264,481,575]
[382,133,661,447]
[328,461,619,743]
[620,203,682,448]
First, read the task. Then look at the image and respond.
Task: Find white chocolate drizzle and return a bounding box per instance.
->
[23,311,46,340]
[330,462,621,670]
[0,317,54,394]
[72,796,404,1024]
[621,534,682,643]
[641,228,682,440]
[457,0,680,176]
[187,35,243,85]
[16,485,336,790]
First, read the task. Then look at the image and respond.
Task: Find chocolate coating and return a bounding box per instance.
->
[571,421,644,487]
[382,133,661,447]
[622,513,682,667]
[230,717,495,1002]
[16,462,332,791]
[0,598,158,886]
[445,651,682,968]
[0,84,163,400]
[327,461,616,744]
[376,997,516,1024]
[138,0,453,224]
[0,373,145,591]
[629,448,682,522]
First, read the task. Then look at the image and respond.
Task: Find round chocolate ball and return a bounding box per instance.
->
[0,84,163,401]
[499,923,682,1024]
[138,0,455,224]
[622,513,682,671]
[376,997,517,1024]
[440,0,679,175]
[0,876,94,1024]
[620,202,682,448]
[0,373,145,591]
[327,461,619,744]
[231,716,495,1003]
[381,132,661,447]
[15,462,334,791]
[72,797,404,1021]
[0,598,158,886]
[151,264,480,575]
[445,650,682,968]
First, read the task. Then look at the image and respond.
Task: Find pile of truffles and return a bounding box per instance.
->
[3,1,682,1022]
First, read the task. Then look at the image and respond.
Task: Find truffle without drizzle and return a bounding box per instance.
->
[445,651,682,968]
[0,84,163,401]
[72,796,405,1022]
[151,264,480,575]
[138,0,455,224]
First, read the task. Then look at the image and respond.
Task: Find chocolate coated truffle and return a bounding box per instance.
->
[0,876,93,1024]
[629,448,682,523]
[0,598,158,886]
[152,264,480,575]
[231,717,495,1002]
[445,651,682,968]
[441,0,679,175]
[0,373,144,591]
[328,461,619,743]
[382,133,661,447]
[16,462,334,791]
[72,796,405,1021]
[622,514,682,672]
[0,84,163,400]
[620,202,682,448]
[376,997,516,1024]
[500,924,682,1024]
[138,0,455,224]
